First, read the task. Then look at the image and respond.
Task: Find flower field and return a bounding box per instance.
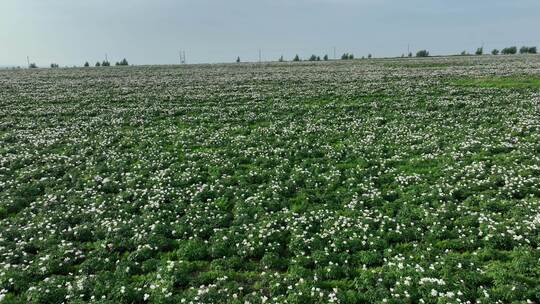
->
[1,55,540,303]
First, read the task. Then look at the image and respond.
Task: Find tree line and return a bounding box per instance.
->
[26,45,540,69]
[27,58,130,69]
[234,45,537,63]
[86,58,129,67]
[235,53,370,63]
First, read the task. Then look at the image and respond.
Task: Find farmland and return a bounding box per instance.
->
[1,55,540,303]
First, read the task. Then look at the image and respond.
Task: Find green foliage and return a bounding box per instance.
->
[115,58,129,66]
[261,252,288,271]
[341,53,354,60]
[519,46,537,54]
[502,46,517,55]
[416,49,429,57]
[176,240,209,261]
[453,76,540,89]
[475,47,483,55]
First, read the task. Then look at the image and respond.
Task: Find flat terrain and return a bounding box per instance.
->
[1,56,540,303]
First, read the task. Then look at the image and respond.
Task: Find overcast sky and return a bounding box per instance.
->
[1,0,540,66]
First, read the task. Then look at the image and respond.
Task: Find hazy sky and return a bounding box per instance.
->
[1,0,540,66]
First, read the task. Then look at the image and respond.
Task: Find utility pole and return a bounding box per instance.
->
[333,47,336,60]
[27,56,30,68]
[179,50,186,64]
[105,53,108,63]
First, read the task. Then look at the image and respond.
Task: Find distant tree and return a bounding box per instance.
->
[278,55,284,62]
[408,52,412,57]
[50,63,59,68]
[368,54,372,59]
[236,56,241,63]
[519,46,537,54]
[29,63,38,68]
[341,53,354,60]
[460,50,468,56]
[491,49,499,55]
[475,47,483,55]
[401,54,405,58]
[501,46,517,55]
[84,61,90,67]
[293,54,300,62]
[95,62,101,67]
[102,60,111,66]
[316,56,321,61]
[416,50,429,57]
[309,54,317,61]
[323,54,329,61]
[115,58,129,66]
